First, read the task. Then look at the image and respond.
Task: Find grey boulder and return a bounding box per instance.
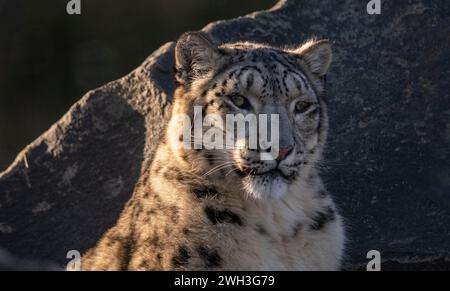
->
[1,0,449,270]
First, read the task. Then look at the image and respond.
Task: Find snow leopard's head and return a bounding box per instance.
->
[168,31,332,199]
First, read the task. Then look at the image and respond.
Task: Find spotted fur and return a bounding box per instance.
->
[81,31,345,271]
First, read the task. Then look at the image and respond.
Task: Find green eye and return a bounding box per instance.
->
[294,101,313,114]
[230,94,252,110]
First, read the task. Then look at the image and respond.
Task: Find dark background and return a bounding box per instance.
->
[0,0,274,171]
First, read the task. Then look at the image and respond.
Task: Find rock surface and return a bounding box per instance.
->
[1,0,449,270]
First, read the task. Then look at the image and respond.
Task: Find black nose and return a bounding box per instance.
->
[276,146,294,162]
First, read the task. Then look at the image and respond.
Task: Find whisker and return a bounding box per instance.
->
[202,162,234,177]
[203,163,236,177]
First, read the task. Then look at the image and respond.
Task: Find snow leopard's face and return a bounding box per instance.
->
[170,32,332,199]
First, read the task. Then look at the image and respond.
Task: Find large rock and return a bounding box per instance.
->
[1,0,449,270]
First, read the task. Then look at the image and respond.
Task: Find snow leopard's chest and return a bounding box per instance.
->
[210,196,345,271]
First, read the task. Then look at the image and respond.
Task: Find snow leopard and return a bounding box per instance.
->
[81,31,345,271]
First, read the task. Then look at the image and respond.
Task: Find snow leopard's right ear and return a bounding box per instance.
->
[175,31,221,85]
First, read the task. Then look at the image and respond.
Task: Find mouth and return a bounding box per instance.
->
[240,167,291,199]
[238,167,293,181]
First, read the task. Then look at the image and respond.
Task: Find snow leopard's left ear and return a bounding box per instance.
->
[291,39,332,77]
[175,31,221,84]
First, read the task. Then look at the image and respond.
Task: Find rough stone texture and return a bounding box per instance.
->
[1,0,449,270]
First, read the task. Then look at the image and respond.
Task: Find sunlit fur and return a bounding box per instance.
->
[81,32,345,271]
